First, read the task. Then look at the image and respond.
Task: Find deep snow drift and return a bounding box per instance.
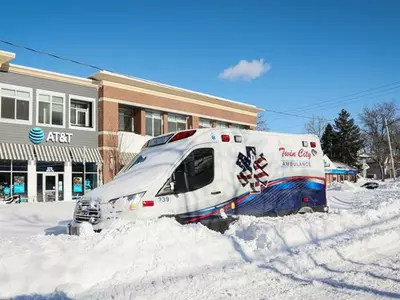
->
[0,181,399,299]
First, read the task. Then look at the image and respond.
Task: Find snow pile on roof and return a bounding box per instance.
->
[327,180,362,192]
[0,183,399,299]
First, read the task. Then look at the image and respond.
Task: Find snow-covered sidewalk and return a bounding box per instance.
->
[0,182,399,299]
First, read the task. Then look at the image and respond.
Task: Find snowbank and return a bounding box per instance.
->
[0,183,399,299]
[327,180,363,192]
[0,201,75,238]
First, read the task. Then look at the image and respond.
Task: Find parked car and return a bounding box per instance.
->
[361,182,379,189]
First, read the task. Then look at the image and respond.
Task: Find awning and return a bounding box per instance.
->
[34,145,71,162]
[0,143,35,161]
[119,152,137,166]
[70,147,103,163]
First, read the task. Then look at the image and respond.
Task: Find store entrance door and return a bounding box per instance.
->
[43,174,58,202]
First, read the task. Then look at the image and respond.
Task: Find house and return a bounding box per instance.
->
[358,152,400,180]
[323,155,359,184]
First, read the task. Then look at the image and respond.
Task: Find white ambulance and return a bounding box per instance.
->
[67,128,328,235]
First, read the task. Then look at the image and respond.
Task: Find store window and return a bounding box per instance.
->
[70,95,95,130]
[118,105,134,132]
[72,162,98,198]
[0,173,11,201]
[216,121,229,128]
[145,111,162,136]
[0,84,32,124]
[0,160,11,171]
[0,160,28,200]
[37,90,65,126]
[199,118,213,128]
[168,114,187,132]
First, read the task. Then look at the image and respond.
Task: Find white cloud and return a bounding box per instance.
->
[218,58,271,81]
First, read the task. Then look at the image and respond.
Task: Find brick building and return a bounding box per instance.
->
[0,49,262,191]
[90,71,263,183]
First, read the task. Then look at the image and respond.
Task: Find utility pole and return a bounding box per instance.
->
[83,146,86,194]
[385,118,396,180]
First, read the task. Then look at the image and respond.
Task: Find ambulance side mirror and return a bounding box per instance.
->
[169,181,175,192]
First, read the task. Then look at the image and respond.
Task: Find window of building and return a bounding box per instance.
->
[199,118,213,128]
[145,111,162,136]
[216,121,229,128]
[118,105,134,132]
[0,84,32,124]
[168,114,187,132]
[69,95,95,130]
[36,162,65,172]
[157,148,214,195]
[0,160,28,201]
[37,90,65,127]
[232,123,246,129]
[72,162,98,198]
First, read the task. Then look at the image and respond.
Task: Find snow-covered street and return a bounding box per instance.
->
[0,181,399,300]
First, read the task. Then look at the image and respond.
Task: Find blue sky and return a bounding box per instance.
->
[0,0,399,133]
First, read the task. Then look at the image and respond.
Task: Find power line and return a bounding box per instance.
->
[0,39,111,72]
[0,38,398,126]
[284,81,400,114]
[268,86,400,122]
[262,108,333,122]
[0,38,333,123]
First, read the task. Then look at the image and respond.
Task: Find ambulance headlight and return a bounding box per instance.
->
[126,192,146,210]
[108,192,146,211]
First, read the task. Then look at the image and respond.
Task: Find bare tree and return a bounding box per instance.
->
[256,112,268,131]
[359,100,398,181]
[108,116,135,180]
[304,115,327,139]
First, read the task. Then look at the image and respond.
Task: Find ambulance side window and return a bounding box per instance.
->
[183,148,214,192]
[157,148,214,196]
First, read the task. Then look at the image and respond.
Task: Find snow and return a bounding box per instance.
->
[0,182,399,299]
[0,202,74,238]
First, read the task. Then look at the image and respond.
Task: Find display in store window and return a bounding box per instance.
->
[13,176,25,194]
[2,186,10,196]
[85,179,91,192]
[73,176,83,193]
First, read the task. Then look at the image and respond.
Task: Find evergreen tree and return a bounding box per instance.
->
[320,123,336,158]
[331,109,363,167]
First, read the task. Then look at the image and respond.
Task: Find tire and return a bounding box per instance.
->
[297,206,314,214]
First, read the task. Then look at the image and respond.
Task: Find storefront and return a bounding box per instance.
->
[0,50,101,202]
[0,143,102,202]
[324,155,359,184]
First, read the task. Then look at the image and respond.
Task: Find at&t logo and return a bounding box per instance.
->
[29,127,45,144]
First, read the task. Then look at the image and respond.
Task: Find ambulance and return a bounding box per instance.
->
[67,128,328,235]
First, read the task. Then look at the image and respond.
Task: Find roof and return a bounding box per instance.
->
[323,155,358,171]
[0,50,96,87]
[90,70,263,113]
[1,49,262,113]
[331,161,357,170]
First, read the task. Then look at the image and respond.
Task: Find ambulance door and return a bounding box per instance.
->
[169,142,223,215]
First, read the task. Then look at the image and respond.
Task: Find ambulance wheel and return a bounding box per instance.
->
[297,206,314,214]
[202,216,238,233]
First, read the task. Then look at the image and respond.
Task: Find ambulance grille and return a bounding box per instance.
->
[73,200,101,224]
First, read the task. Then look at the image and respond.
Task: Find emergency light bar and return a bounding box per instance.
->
[169,130,197,143]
